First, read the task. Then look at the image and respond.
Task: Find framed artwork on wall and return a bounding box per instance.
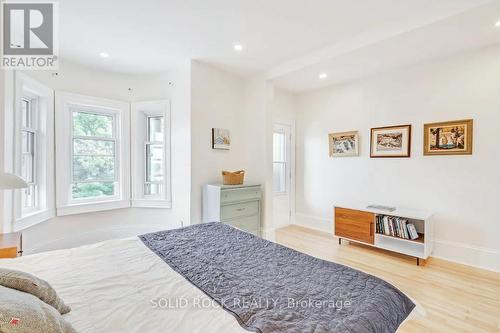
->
[328,131,359,157]
[370,124,411,158]
[423,119,473,155]
[212,128,231,150]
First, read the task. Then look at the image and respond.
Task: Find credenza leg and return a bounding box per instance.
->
[416,257,420,266]
[338,238,341,245]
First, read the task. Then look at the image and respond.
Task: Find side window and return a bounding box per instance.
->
[145,116,164,196]
[21,98,37,211]
[131,100,171,208]
[13,73,55,229]
[273,130,287,193]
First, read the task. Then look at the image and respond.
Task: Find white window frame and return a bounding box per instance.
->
[55,92,130,216]
[12,73,55,231]
[131,100,171,208]
[273,124,291,195]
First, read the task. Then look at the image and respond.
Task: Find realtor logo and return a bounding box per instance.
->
[1,1,58,69]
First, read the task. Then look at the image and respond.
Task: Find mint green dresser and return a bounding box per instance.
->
[202,184,262,236]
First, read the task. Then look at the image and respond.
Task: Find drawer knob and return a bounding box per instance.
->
[236,208,246,211]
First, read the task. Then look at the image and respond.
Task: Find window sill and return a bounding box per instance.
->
[131,200,172,209]
[57,200,131,216]
[14,209,56,231]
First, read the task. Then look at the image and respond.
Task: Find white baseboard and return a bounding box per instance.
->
[294,212,500,273]
[432,238,500,273]
[262,228,276,242]
[294,213,332,234]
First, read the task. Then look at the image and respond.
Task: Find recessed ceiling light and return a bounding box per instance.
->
[319,73,327,79]
[496,20,500,27]
[99,52,110,58]
[233,44,243,51]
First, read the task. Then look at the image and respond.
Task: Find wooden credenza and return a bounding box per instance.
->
[334,204,434,265]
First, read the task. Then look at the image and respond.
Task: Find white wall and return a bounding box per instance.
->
[190,62,280,232]
[190,61,247,224]
[294,45,500,271]
[242,78,275,234]
[13,60,192,253]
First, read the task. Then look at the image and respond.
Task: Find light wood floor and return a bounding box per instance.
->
[274,225,500,333]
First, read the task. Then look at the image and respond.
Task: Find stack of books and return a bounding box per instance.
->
[375,215,419,240]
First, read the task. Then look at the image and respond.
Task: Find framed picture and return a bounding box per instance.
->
[423,119,473,155]
[328,131,359,157]
[212,128,230,150]
[370,124,411,158]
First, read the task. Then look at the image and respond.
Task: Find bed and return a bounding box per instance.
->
[0,223,415,333]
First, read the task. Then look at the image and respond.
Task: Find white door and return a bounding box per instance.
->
[273,123,292,228]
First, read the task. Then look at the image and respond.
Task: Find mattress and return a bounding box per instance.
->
[0,237,247,333]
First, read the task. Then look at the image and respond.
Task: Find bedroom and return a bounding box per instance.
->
[0,0,499,332]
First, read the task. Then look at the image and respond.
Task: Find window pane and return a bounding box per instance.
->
[72,182,115,199]
[21,131,35,183]
[73,156,115,182]
[73,111,113,138]
[146,144,163,182]
[148,116,164,142]
[22,100,31,128]
[144,183,162,196]
[22,131,34,154]
[73,139,114,155]
[23,185,36,208]
[273,162,286,192]
[273,132,286,162]
[21,154,34,183]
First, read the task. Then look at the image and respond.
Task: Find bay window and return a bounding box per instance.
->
[6,79,172,228]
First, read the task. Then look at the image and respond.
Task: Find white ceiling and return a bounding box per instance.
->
[271,1,500,92]
[58,0,500,90]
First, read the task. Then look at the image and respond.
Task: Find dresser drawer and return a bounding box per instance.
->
[335,207,374,244]
[221,201,259,221]
[225,215,260,233]
[221,187,261,204]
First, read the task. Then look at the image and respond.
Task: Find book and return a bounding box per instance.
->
[407,223,419,240]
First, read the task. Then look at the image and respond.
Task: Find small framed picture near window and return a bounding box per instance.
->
[423,119,473,155]
[212,128,230,150]
[370,124,411,158]
[328,131,359,157]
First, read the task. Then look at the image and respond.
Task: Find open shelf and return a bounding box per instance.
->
[375,232,424,244]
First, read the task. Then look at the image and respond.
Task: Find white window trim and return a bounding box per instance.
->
[13,72,55,231]
[55,92,131,216]
[273,125,290,196]
[131,100,171,208]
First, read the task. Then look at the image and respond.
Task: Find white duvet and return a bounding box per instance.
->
[0,237,247,333]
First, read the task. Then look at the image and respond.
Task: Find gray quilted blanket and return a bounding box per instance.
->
[139,222,414,333]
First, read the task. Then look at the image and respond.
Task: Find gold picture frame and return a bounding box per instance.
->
[423,119,473,155]
[328,131,359,157]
